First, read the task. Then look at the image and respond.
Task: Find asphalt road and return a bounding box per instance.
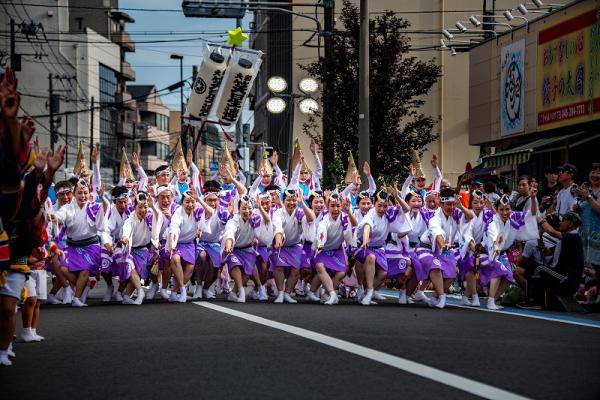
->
[2,294,600,400]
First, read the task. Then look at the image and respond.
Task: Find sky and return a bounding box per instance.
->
[121,0,253,115]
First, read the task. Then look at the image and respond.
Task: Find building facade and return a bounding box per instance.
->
[1,0,138,182]
[128,85,171,175]
[251,1,574,184]
[469,0,599,184]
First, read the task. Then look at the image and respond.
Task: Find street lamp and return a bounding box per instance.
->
[267,76,287,93]
[170,53,185,151]
[266,97,286,114]
[264,75,320,172]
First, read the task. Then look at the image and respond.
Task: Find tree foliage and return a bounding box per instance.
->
[300,0,441,185]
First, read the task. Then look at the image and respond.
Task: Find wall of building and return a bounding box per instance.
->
[470,0,594,146]
[290,0,560,184]
[2,0,81,177]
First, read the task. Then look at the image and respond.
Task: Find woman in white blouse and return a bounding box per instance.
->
[270,189,316,304]
[54,180,105,307]
[356,190,411,306]
[311,194,356,305]
[416,188,474,309]
[481,193,538,310]
[119,192,163,305]
[222,195,273,303]
[166,191,206,302]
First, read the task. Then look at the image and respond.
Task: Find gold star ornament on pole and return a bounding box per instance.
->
[227,26,249,47]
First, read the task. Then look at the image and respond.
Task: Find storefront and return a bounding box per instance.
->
[469,0,600,186]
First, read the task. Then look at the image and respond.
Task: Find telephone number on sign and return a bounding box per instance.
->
[538,101,588,125]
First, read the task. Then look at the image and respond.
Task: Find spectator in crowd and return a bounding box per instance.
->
[509,175,534,212]
[575,163,600,271]
[552,164,578,215]
[538,166,561,214]
[483,180,500,205]
[517,212,584,309]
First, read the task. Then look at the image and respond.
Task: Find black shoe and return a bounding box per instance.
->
[516,300,542,310]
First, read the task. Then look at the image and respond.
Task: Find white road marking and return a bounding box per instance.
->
[380,291,600,329]
[193,302,531,400]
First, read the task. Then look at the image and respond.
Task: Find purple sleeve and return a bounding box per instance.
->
[482,208,494,225]
[452,208,463,224]
[145,210,153,230]
[86,202,100,222]
[217,206,230,225]
[509,211,526,229]
[295,207,305,223]
[341,212,349,230]
[385,206,401,223]
[420,208,435,225]
[193,207,204,222]
[250,212,261,229]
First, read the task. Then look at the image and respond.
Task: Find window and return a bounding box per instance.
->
[154,114,169,131]
[98,64,117,152]
[140,141,169,160]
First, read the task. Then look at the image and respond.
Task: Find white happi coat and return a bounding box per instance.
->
[486,211,538,255]
[54,201,105,241]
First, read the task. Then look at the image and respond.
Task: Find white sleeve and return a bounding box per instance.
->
[273,211,285,235]
[137,165,148,193]
[367,175,376,196]
[428,214,444,252]
[92,160,102,201]
[387,207,412,234]
[341,182,355,198]
[94,205,105,232]
[515,211,540,242]
[315,218,328,250]
[54,204,70,226]
[343,219,356,248]
[151,209,163,247]
[100,213,113,245]
[255,216,274,245]
[169,209,183,247]
[122,216,133,242]
[401,175,413,199]
[274,164,284,187]
[433,166,442,193]
[287,164,301,190]
[314,154,323,178]
[248,176,261,200]
[222,217,239,246]
[486,220,499,255]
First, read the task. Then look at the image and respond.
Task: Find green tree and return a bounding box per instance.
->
[301,0,441,185]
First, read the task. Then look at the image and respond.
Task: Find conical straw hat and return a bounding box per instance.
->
[119,148,135,181]
[172,139,188,172]
[344,152,358,184]
[73,143,89,177]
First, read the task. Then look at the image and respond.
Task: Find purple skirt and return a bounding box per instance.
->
[478,254,515,287]
[457,252,475,281]
[269,244,304,271]
[301,242,314,269]
[415,247,457,280]
[354,247,388,271]
[100,247,114,274]
[225,248,257,276]
[173,242,196,265]
[62,243,102,275]
[197,241,222,268]
[158,245,171,271]
[256,245,269,264]
[312,248,347,273]
[385,249,410,278]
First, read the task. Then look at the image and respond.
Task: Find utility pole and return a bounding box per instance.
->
[10,19,16,70]
[49,73,55,151]
[90,96,95,165]
[358,0,370,178]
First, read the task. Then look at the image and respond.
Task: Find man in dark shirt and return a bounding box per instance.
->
[537,166,561,213]
[517,211,584,309]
